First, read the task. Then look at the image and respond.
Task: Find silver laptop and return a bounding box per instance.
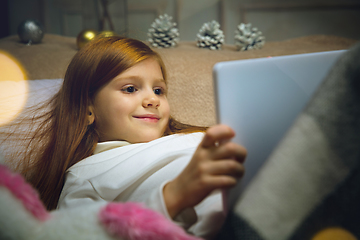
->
[213,50,346,210]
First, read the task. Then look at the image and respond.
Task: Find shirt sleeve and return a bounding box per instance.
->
[190,190,226,239]
[144,181,198,230]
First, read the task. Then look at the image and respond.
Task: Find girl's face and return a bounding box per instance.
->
[92,58,170,143]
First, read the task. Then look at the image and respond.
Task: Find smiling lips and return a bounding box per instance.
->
[133,114,160,123]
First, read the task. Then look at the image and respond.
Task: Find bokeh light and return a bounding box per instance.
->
[312,227,357,240]
[0,51,28,126]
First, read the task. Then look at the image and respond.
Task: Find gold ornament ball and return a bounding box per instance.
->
[98,30,117,38]
[76,29,98,49]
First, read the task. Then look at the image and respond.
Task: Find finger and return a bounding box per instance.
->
[203,175,239,189]
[201,125,235,148]
[205,160,245,178]
[210,142,247,163]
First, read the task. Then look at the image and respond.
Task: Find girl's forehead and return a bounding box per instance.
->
[109,58,166,84]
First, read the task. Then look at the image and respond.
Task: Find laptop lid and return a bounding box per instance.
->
[213,50,346,210]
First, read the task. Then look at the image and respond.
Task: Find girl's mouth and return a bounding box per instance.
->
[133,115,160,123]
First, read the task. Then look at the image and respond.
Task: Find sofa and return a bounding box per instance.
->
[0,34,359,240]
[0,34,356,127]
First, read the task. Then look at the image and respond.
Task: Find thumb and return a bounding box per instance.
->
[201,125,235,148]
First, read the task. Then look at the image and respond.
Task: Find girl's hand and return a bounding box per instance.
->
[163,124,247,218]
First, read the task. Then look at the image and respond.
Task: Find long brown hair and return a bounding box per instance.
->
[2,36,206,210]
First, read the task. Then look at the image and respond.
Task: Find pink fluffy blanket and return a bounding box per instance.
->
[0,164,202,240]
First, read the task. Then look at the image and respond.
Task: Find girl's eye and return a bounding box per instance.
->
[122,86,137,93]
[154,88,165,95]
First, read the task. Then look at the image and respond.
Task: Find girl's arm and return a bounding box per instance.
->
[163,124,247,218]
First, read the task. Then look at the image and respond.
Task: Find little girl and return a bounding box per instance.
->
[10,36,246,238]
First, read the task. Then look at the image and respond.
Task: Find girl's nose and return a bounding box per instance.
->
[142,92,160,108]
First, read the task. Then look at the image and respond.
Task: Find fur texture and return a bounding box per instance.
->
[0,165,50,221]
[0,164,202,240]
[100,202,201,240]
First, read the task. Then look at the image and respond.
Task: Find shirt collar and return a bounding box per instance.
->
[93,141,131,155]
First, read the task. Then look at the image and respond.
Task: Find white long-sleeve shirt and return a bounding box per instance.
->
[57,132,225,239]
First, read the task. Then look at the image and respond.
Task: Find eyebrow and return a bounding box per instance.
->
[113,76,166,84]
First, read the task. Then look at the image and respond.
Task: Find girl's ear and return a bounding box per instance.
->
[88,106,95,125]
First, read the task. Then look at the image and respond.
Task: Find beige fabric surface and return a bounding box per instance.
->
[0,34,357,127]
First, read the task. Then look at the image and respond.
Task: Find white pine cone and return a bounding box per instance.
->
[234,23,265,51]
[196,20,224,50]
[148,14,179,48]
